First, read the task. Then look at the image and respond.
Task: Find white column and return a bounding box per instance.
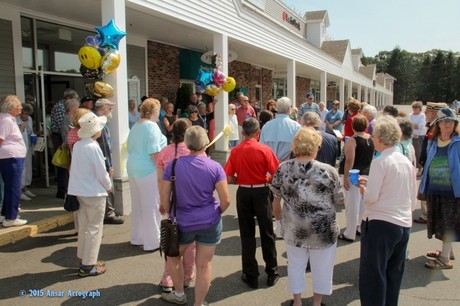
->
[320,71,327,103]
[338,78,345,111]
[101,0,128,178]
[101,0,130,215]
[287,59,296,105]
[213,33,229,152]
[357,84,362,101]
[347,80,352,99]
[364,87,369,102]
[370,89,375,105]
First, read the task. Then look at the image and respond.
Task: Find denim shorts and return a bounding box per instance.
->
[179,218,222,246]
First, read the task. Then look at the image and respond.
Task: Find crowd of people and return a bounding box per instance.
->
[1,90,459,306]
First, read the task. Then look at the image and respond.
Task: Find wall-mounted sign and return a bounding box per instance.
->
[282,11,300,31]
[201,50,238,64]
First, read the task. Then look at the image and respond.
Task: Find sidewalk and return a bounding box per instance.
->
[0,183,74,247]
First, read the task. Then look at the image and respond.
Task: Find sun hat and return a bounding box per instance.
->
[426,102,448,111]
[77,112,107,139]
[434,107,459,124]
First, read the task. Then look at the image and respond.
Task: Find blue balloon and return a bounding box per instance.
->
[196,69,213,88]
[96,19,126,50]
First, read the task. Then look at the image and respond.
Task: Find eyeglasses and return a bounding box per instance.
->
[190,111,197,114]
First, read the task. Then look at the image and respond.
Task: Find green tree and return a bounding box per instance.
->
[444,51,456,103]
[430,50,446,101]
[416,55,432,102]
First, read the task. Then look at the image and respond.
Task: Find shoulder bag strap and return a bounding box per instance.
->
[170,158,178,224]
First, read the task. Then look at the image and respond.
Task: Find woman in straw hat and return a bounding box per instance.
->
[67,112,112,276]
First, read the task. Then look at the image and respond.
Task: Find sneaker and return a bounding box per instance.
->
[104,216,124,224]
[159,283,174,293]
[24,190,37,197]
[160,291,187,305]
[0,215,4,224]
[266,273,280,287]
[20,193,32,201]
[2,218,28,227]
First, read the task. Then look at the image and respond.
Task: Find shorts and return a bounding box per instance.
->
[179,218,222,246]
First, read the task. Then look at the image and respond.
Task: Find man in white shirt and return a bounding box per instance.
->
[409,101,426,177]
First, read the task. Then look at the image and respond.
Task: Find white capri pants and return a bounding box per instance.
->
[129,171,161,251]
[343,176,367,240]
[77,196,106,266]
[286,242,337,295]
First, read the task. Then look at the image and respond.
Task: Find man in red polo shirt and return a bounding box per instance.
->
[224,118,280,289]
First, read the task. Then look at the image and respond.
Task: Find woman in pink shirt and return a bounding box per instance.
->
[0,95,27,227]
[156,118,195,293]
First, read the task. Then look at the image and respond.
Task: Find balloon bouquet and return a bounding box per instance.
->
[78,19,126,98]
[195,54,236,97]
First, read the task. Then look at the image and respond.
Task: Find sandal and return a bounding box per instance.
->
[338,233,354,242]
[78,264,106,277]
[426,250,455,260]
[424,258,453,270]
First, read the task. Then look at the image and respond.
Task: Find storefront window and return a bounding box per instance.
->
[272,78,286,99]
[22,17,94,73]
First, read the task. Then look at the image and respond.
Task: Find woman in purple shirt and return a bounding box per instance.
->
[160,126,230,306]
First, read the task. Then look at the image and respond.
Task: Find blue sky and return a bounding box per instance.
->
[282,0,460,57]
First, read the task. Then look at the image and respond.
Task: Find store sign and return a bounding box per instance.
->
[273,65,287,78]
[282,11,301,31]
[201,50,238,64]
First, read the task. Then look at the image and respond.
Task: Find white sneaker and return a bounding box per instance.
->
[24,190,37,197]
[20,193,32,201]
[2,218,28,227]
[0,215,4,224]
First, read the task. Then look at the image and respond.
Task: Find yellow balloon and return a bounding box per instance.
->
[101,51,121,74]
[221,77,236,92]
[205,84,221,97]
[93,81,114,98]
[78,46,102,69]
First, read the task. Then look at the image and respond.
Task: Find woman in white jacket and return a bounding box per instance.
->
[68,112,112,277]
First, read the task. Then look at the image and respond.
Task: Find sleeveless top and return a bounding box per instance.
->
[351,135,374,175]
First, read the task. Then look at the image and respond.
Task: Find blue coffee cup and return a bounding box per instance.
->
[30,134,37,145]
[349,169,360,185]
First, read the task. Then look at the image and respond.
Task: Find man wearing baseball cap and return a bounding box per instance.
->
[94,99,124,225]
[297,92,320,121]
[414,102,448,224]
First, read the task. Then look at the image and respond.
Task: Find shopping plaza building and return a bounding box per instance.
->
[0,0,394,213]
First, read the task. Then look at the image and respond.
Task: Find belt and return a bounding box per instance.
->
[239,183,268,188]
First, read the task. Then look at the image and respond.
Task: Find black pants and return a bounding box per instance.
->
[51,132,68,195]
[236,186,278,278]
[359,219,410,306]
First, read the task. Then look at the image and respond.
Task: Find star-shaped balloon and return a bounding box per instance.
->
[96,19,126,50]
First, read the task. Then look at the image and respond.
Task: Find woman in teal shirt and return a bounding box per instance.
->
[127,98,167,251]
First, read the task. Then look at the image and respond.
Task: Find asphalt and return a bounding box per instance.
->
[1,178,460,306]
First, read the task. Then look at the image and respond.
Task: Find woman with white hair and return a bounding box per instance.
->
[0,95,27,227]
[362,104,377,135]
[358,115,417,305]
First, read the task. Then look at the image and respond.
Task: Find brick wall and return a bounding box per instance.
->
[295,76,310,108]
[147,41,180,103]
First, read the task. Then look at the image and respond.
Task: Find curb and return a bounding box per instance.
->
[0,213,74,247]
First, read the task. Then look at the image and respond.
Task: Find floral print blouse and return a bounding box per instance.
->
[270,159,344,249]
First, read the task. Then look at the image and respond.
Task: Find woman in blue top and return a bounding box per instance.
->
[127,98,167,251]
[420,108,460,269]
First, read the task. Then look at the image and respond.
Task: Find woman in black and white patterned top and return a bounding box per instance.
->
[271,127,344,306]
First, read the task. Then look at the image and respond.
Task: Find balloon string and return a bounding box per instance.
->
[206,124,231,149]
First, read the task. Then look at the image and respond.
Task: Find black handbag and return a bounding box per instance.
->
[64,194,80,212]
[160,158,180,258]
